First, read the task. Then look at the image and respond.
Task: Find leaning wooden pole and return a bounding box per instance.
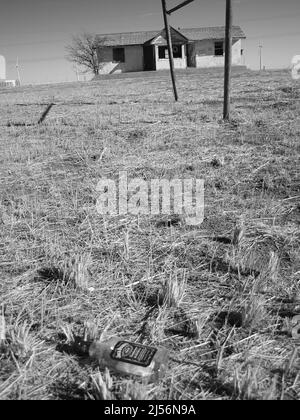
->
[161,0,178,101]
[223,0,233,120]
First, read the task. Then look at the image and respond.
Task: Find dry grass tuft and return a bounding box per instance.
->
[63,253,93,291]
[1,320,44,362]
[161,270,187,308]
[87,368,114,400]
[0,309,6,344]
[233,365,260,400]
[122,381,151,400]
[243,295,267,329]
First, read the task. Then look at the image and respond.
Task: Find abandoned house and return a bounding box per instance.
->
[95,26,246,74]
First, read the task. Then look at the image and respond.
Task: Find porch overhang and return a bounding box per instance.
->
[144,27,189,46]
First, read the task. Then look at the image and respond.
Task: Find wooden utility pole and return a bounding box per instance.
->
[259,44,263,71]
[161,0,195,101]
[161,0,178,101]
[16,57,21,86]
[223,0,233,120]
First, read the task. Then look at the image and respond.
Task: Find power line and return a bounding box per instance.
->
[247,31,300,40]
[239,12,300,23]
[7,56,65,64]
[0,39,66,48]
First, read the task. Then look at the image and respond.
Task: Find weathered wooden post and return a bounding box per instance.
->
[161,0,195,102]
[259,44,263,71]
[161,0,178,102]
[223,0,233,120]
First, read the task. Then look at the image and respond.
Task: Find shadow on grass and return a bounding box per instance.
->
[214,311,244,328]
[36,267,67,284]
[49,378,86,400]
[55,334,91,359]
[209,257,260,278]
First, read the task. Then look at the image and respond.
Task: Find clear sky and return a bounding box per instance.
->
[0,0,299,84]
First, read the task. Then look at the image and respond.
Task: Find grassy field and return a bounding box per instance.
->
[0,68,299,400]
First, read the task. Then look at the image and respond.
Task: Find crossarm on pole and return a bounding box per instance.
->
[167,0,195,15]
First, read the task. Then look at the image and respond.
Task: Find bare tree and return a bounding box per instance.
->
[66,32,100,76]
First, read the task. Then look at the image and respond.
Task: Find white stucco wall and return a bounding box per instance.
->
[240,39,246,66]
[97,45,144,74]
[155,45,187,70]
[191,39,243,68]
[0,55,6,80]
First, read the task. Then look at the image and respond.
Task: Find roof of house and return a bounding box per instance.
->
[95,26,246,47]
[180,26,246,41]
[95,31,159,47]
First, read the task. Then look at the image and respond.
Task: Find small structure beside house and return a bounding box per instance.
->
[0,55,18,88]
[0,80,19,88]
[0,55,6,80]
[95,26,246,75]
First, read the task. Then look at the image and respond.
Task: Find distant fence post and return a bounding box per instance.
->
[223,0,233,120]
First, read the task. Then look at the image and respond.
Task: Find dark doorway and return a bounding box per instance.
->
[143,46,156,71]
